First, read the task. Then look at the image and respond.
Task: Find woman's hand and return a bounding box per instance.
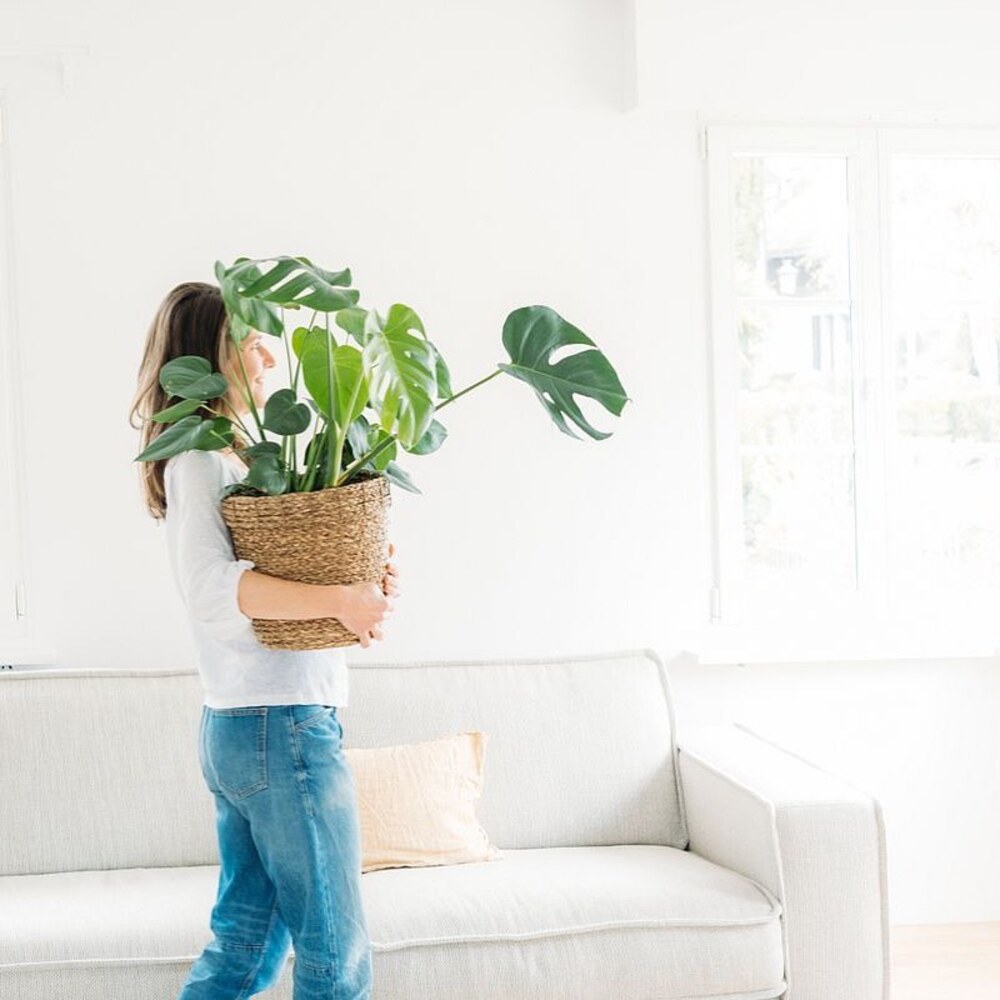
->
[382,542,400,598]
[341,543,399,648]
[336,582,391,648]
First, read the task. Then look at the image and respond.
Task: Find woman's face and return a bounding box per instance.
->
[227,331,276,414]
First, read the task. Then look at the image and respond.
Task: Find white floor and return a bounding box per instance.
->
[890,922,1000,999]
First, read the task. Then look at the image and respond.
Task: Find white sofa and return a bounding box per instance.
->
[0,648,889,999]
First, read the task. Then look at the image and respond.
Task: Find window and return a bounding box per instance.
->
[707,126,1000,635]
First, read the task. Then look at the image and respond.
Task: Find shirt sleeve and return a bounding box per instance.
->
[164,451,257,644]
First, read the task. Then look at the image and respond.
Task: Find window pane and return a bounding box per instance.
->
[739,304,854,448]
[742,449,858,589]
[733,156,851,300]
[891,159,1000,303]
[733,155,859,595]
[889,158,1000,593]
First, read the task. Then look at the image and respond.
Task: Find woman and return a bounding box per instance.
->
[129,281,399,999]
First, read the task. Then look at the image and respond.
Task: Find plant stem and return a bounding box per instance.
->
[434,368,502,412]
[233,331,267,438]
[280,306,297,491]
[305,413,322,491]
[324,314,339,488]
[303,421,328,492]
[289,315,320,490]
[335,366,503,484]
[331,378,366,486]
[210,402,254,442]
[337,432,394,484]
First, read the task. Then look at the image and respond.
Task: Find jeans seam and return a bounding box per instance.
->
[290,716,341,974]
[233,898,281,1000]
[292,706,333,733]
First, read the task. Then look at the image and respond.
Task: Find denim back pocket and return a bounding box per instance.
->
[206,707,269,800]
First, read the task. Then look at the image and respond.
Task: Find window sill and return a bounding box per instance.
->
[670,622,1000,665]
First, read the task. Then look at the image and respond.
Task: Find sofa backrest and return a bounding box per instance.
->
[0,648,687,876]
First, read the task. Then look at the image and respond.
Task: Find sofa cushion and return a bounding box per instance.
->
[0,668,215,876]
[0,649,687,875]
[344,649,688,851]
[0,845,785,1000]
[348,731,503,872]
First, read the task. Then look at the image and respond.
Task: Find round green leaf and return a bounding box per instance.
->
[261,387,312,435]
[160,356,228,401]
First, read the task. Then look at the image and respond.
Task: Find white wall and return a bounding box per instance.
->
[2,0,997,923]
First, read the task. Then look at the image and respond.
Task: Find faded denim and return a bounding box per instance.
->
[178,704,373,1000]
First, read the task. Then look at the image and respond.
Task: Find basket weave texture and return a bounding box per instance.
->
[220,471,392,650]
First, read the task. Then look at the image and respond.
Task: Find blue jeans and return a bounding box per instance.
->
[178,704,373,1000]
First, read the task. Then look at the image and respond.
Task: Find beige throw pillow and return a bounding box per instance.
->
[344,731,503,873]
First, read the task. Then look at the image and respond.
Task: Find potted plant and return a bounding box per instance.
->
[135,255,631,649]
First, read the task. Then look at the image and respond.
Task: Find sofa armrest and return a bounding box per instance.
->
[676,723,890,1000]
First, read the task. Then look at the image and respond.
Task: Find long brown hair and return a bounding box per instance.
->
[129,282,251,520]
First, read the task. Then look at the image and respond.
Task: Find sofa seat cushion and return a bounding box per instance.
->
[1,844,784,1000]
[364,844,786,999]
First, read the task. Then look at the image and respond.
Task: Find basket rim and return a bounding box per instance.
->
[220,470,389,507]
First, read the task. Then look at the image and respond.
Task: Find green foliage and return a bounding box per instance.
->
[135,255,631,495]
[498,306,628,441]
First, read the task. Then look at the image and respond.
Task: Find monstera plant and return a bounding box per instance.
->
[137,255,630,490]
[136,255,631,650]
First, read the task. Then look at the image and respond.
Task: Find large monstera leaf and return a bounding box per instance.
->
[337,304,454,403]
[296,325,369,431]
[360,304,438,449]
[497,306,629,441]
[214,256,360,343]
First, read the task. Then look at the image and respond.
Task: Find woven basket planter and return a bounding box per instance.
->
[220,471,392,650]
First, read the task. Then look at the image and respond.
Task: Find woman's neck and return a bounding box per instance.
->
[219,447,248,468]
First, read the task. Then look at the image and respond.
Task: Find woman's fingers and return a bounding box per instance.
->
[375,543,399,630]
[382,560,400,595]
[381,546,400,600]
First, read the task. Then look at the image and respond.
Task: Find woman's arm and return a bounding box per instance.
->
[165,451,346,640]
[238,569,346,621]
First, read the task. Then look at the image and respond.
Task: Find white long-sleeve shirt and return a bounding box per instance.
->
[163,448,349,709]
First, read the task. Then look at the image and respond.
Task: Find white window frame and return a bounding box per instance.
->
[702,123,1000,662]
